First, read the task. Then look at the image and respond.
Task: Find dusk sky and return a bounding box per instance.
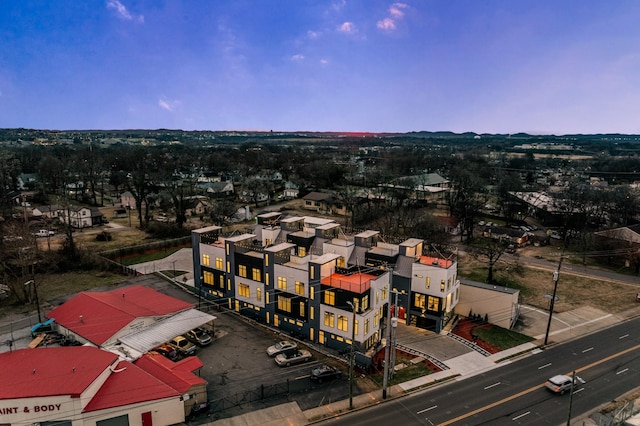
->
[1,1,639,135]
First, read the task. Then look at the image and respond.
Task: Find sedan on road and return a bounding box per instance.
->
[545,374,573,394]
[266,340,297,357]
[274,349,312,367]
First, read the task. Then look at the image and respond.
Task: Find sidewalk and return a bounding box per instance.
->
[207,304,640,426]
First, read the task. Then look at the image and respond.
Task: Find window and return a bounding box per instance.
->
[414,293,425,309]
[295,281,304,295]
[440,280,445,292]
[238,265,247,278]
[219,275,224,289]
[364,318,370,335]
[238,283,250,298]
[426,277,430,289]
[428,296,440,311]
[256,287,262,301]
[252,268,261,282]
[298,246,306,257]
[278,295,292,312]
[277,276,287,290]
[354,319,358,336]
[361,295,369,311]
[374,311,380,325]
[382,286,388,300]
[338,315,348,331]
[265,272,270,286]
[447,277,452,290]
[300,301,305,317]
[337,256,345,267]
[324,312,335,327]
[310,306,314,320]
[324,290,335,305]
[226,261,230,273]
[376,291,379,304]
[202,254,210,266]
[203,271,214,285]
[310,286,315,299]
[215,257,223,269]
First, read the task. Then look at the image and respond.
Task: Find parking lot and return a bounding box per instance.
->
[147,277,359,422]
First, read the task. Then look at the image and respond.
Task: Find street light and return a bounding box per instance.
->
[346,301,357,410]
[24,279,41,324]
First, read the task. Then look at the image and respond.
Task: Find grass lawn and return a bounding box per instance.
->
[369,351,437,387]
[473,325,535,350]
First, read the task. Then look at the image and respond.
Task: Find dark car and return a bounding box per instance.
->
[185,328,212,347]
[152,344,178,361]
[310,364,341,383]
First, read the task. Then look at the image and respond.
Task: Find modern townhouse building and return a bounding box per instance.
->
[191,213,460,355]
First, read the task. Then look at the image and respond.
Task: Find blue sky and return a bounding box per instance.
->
[1,1,639,134]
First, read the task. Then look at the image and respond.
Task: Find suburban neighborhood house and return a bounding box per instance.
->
[192,213,464,363]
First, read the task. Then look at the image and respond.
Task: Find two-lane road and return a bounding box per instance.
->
[318,317,640,425]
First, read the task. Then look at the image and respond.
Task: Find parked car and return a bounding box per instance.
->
[34,229,54,238]
[167,336,197,357]
[152,344,179,361]
[266,340,297,357]
[310,364,341,383]
[274,349,312,367]
[545,374,573,394]
[185,328,212,347]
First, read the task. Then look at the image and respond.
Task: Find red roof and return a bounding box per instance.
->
[135,352,206,394]
[419,256,454,269]
[83,360,178,412]
[47,285,193,345]
[321,272,376,294]
[0,347,118,399]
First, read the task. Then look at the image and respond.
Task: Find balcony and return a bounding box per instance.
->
[321,272,375,294]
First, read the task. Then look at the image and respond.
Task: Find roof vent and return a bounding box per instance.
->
[79,315,84,323]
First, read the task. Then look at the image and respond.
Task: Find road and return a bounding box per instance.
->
[316,316,640,425]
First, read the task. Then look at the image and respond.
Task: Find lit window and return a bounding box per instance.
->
[364,318,370,334]
[219,275,224,289]
[239,265,247,278]
[278,295,292,312]
[374,311,379,325]
[354,319,358,335]
[238,283,250,298]
[298,246,306,257]
[382,286,388,300]
[428,296,440,311]
[310,306,314,320]
[300,302,305,317]
[203,271,214,285]
[215,257,223,269]
[202,254,210,266]
[277,277,287,290]
[256,287,262,301]
[361,295,369,311]
[295,281,304,295]
[337,256,345,268]
[252,268,261,282]
[426,277,430,289]
[324,312,335,327]
[338,315,348,331]
[324,290,335,305]
[414,293,425,309]
[440,280,445,292]
[448,277,452,290]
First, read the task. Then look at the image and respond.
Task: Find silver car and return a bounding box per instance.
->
[545,375,573,394]
[274,349,312,367]
[266,340,297,357]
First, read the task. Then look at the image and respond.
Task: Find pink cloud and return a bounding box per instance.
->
[377,18,396,31]
[338,22,356,34]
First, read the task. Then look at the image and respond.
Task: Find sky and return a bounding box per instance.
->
[1,1,640,135]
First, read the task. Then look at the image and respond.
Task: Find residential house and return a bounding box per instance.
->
[59,205,105,228]
[482,225,529,246]
[302,192,347,216]
[32,204,62,220]
[192,214,460,359]
[202,181,235,198]
[185,197,209,216]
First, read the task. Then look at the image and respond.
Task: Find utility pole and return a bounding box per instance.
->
[389,291,399,378]
[567,370,576,425]
[347,301,357,410]
[544,253,565,345]
[383,289,401,397]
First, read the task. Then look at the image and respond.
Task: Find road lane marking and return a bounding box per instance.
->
[619,334,629,339]
[437,343,640,426]
[512,411,530,421]
[418,405,438,414]
[582,347,594,353]
[538,363,552,369]
[616,368,629,375]
[573,388,584,394]
[484,382,501,390]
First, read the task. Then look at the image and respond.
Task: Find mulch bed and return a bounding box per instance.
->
[451,318,502,354]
